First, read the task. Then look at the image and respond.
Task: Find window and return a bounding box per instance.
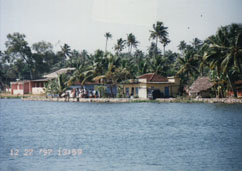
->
[126,87,129,96]
[135,87,139,95]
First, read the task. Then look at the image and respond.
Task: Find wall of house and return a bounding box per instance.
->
[11,84,16,94]
[200,91,211,98]
[29,82,34,93]
[123,83,180,98]
[24,82,30,94]
[32,82,44,88]
[30,81,47,94]
[13,89,24,95]
[238,89,242,98]
[11,83,23,95]
[32,87,45,94]
[123,84,141,97]
[228,89,242,98]
[13,83,23,95]
[146,83,180,97]
[138,86,147,98]
[11,82,30,95]
[190,90,213,98]
[168,77,181,85]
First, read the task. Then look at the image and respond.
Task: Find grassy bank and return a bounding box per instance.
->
[0,92,34,99]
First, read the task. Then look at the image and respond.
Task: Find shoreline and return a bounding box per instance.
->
[17,97,242,104]
[1,93,242,104]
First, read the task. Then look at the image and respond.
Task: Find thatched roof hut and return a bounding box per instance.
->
[189,77,214,97]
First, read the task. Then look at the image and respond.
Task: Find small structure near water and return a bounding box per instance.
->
[188,77,214,98]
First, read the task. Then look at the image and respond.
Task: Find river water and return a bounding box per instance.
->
[0,99,242,171]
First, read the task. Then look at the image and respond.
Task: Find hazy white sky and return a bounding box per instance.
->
[0,0,242,53]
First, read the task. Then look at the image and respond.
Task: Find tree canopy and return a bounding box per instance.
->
[1,22,241,97]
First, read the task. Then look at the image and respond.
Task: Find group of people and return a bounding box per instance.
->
[62,88,99,99]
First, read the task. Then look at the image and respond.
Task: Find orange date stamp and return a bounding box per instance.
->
[10,148,83,157]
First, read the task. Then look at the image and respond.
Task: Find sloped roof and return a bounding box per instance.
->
[138,73,168,82]
[43,68,75,78]
[189,76,214,93]
[72,80,101,85]
[31,78,50,82]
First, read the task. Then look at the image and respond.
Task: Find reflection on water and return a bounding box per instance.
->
[0,99,242,171]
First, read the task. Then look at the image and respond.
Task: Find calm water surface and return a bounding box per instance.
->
[0,99,242,171]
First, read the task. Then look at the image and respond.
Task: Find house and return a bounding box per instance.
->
[188,77,214,98]
[10,78,49,95]
[10,68,75,95]
[121,73,180,99]
[227,80,242,97]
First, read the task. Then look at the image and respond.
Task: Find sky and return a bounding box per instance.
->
[0,0,242,53]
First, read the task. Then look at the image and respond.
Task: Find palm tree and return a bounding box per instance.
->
[66,49,81,68]
[56,74,69,97]
[67,64,94,87]
[148,55,169,76]
[178,40,187,55]
[104,32,112,52]
[133,50,148,75]
[176,49,199,84]
[191,38,202,50]
[114,38,126,55]
[127,33,139,54]
[149,21,168,55]
[161,37,171,54]
[93,54,117,97]
[203,24,242,97]
[148,42,160,57]
[45,74,69,97]
[61,44,72,59]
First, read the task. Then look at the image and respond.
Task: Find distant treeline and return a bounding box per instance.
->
[0,22,241,97]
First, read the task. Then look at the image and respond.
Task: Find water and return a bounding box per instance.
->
[0,99,242,171]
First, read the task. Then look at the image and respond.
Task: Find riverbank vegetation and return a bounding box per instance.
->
[0,22,242,97]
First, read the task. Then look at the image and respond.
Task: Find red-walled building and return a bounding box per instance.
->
[10,79,48,95]
[227,80,242,97]
[10,68,78,95]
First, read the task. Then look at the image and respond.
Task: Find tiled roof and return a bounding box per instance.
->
[189,77,214,93]
[138,73,168,82]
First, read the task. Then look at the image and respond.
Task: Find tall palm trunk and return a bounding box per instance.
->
[155,37,158,57]
[105,38,108,52]
[227,73,237,98]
